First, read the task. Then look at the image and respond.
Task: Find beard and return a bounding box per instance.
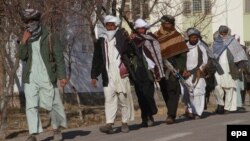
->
[189,40,198,45]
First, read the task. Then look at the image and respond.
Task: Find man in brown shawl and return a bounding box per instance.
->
[154,15,188,124]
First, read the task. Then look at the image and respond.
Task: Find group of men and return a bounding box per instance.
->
[18,8,249,141]
[91,14,249,134]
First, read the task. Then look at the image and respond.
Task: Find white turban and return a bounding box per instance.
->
[104,15,121,26]
[134,19,149,29]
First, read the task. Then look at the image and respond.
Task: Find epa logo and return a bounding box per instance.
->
[227,125,250,141]
[231,131,248,138]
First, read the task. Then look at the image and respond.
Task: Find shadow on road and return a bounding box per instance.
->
[128,120,165,132]
[174,111,215,123]
[41,130,91,141]
[5,130,28,139]
[202,111,216,118]
[102,120,166,134]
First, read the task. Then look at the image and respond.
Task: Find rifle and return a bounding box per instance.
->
[121,14,162,89]
[121,14,164,76]
[163,59,194,93]
[200,40,224,75]
[147,17,164,28]
[122,14,194,92]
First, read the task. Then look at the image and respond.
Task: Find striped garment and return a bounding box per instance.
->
[154,26,188,59]
[143,34,165,78]
[212,35,248,63]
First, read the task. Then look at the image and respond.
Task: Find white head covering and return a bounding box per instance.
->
[134,19,149,29]
[104,15,121,26]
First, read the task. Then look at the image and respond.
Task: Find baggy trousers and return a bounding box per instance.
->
[214,85,237,111]
[159,74,181,118]
[103,79,133,124]
[24,83,67,134]
[134,80,158,121]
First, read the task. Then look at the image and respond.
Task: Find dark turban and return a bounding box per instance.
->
[20,9,41,22]
[187,28,200,37]
[160,15,175,25]
[218,25,229,33]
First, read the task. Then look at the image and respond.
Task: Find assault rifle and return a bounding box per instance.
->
[121,12,164,77]
[200,40,224,75]
[163,60,194,93]
[122,13,194,92]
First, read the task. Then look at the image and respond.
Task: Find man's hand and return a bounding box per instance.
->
[130,32,136,40]
[21,31,31,44]
[91,79,97,88]
[156,77,161,82]
[191,68,202,83]
[182,70,191,78]
[59,79,67,88]
[196,68,202,79]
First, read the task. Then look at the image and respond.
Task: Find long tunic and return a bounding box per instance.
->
[103,36,134,122]
[215,50,236,88]
[24,37,67,134]
[184,41,208,116]
[28,37,55,110]
[105,38,128,93]
[214,50,238,111]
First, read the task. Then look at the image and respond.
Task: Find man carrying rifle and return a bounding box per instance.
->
[182,28,208,119]
[154,15,188,124]
[129,18,164,127]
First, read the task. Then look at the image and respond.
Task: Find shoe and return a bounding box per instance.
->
[147,116,154,127]
[147,120,154,127]
[165,116,174,124]
[26,134,37,141]
[237,107,246,112]
[215,105,224,114]
[188,113,195,119]
[195,115,201,120]
[99,123,114,134]
[185,111,195,119]
[53,127,63,141]
[141,121,148,128]
[224,110,230,114]
[121,123,129,133]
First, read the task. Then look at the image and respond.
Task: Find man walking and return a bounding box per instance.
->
[154,15,188,124]
[212,25,248,114]
[91,15,134,134]
[129,18,164,127]
[19,8,67,141]
[182,28,208,119]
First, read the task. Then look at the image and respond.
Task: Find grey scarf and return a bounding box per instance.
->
[212,35,247,62]
[26,21,42,42]
[20,9,42,42]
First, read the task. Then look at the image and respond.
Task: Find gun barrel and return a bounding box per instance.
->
[163,59,194,92]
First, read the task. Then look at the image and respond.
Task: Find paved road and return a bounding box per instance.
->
[7,104,250,141]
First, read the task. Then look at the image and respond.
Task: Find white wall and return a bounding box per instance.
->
[212,0,244,44]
